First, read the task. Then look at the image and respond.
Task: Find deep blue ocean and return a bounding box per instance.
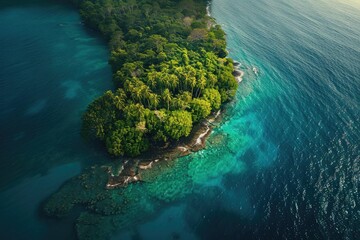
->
[0,0,359,239]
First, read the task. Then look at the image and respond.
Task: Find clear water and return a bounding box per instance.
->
[115,0,359,239]
[194,0,360,239]
[1,0,359,239]
[0,1,112,239]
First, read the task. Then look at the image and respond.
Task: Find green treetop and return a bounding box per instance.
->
[80,0,238,157]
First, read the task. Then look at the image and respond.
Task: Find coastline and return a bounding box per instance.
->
[43,1,240,239]
[43,104,236,239]
[206,1,244,84]
[105,109,223,189]
[233,61,245,83]
[8,0,358,239]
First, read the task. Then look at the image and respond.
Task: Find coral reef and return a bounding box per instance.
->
[43,111,249,239]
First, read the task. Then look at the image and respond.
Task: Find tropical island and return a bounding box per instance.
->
[43,0,240,239]
[78,0,238,157]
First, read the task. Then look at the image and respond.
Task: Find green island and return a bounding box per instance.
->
[44,0,241,239]
[78,0,238,157]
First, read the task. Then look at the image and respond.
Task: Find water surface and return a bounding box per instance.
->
[114,0,360,239]
[0,1,112,239]
[1,0,359,239]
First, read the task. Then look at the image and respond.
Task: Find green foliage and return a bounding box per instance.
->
[106,121,149,157]
[145,110,167,143]
[190,98,211,122]
[164,110,193,140]
[82,91,118,141]
[80,0,238,157]
[202,88,221,110]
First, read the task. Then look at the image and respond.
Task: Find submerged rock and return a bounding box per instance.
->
[43,109,248,240]
[103,111,221,190]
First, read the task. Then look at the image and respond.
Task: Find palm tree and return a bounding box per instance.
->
[147,70,158,90]
[184,66,196,94]
[161,71,171,90]
[132,80,143,103]
[195,71,207,97]
[189,76,197,96]
[141,85,152,107]
[162,89,171,111]
[114,89,126,110]
[169,74,179,91]
[149,93,159,110]
[174,66,185,91]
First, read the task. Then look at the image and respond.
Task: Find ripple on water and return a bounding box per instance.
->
[25,99,47,115]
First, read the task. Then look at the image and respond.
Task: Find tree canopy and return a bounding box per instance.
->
[80,0,238,157]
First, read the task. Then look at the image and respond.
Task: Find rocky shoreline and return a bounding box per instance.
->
[105,110,223,189]
[102,59,244,190]
[233,61,245,83]
[42,2,243,239]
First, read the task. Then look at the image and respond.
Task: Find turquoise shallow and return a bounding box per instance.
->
[0,0,359,239]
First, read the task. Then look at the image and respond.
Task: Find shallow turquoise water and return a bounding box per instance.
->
[193,0,359,239]
[115,0,359,239]
[0,1,112,239]
[1,0,359,239]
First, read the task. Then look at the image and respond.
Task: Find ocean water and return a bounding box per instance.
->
[0,0,359,239]
[0,1,112,239]
[199,0,359,239]
[113,0,359,239]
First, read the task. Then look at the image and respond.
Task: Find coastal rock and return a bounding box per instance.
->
[233,69,244,83]
[43,108,244,240]
[103,110,222,190]
[138,161,154,170]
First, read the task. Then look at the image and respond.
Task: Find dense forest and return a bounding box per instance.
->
[76,0,238,157]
